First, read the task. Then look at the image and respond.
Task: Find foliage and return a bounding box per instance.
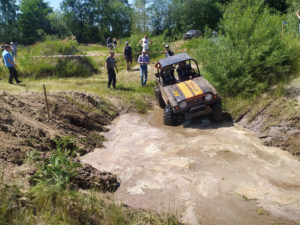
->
[47,12,71,39]
[0,136,183,225]
[0,0,19,43]
[196,0,299,97]
[31,136,80,190]
[18,39,98,78]
[0,183,183,225]
[18,0,52,44]
[61,0,131,44]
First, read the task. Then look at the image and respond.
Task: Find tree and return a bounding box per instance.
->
[62,0,131,43]
[131,0,149,34]
[18,0,52,44]
[48,12,71,39]
[181,0,222,32]
[148,0,170,35]
[61,0,100,43]
[0,0,19,43]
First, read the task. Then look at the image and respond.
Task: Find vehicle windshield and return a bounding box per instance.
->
[160,60,200,86]
[187,30,196,34]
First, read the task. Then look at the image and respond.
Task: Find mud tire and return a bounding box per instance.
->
[155,87,166,108]
[211,100,223,122]
[163,105,182,126]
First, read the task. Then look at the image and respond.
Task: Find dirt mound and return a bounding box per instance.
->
[238,97,300,156]
[76,164,119,191]
[0,91,119,189]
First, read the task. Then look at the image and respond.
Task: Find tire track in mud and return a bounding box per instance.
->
[82,107,300,225]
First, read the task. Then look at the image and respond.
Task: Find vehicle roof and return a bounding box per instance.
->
[158,53,192,69]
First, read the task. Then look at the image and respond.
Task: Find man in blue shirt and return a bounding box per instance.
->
[138,50,150,86]
[2,45,22,84]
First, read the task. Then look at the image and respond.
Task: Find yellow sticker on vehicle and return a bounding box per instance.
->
[176,82,194,99]
[185,80,203,96]
[173,91,180,97]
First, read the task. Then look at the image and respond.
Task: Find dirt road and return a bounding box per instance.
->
[82,107,300,225]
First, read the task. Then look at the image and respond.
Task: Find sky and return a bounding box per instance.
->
[47,0,134,11]
[47,0,62,11]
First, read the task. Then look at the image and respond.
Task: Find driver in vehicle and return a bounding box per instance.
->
[176,61,195,81]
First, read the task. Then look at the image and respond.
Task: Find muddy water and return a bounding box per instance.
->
[82,107,300,225]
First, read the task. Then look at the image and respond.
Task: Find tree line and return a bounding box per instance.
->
[1,0,295,45]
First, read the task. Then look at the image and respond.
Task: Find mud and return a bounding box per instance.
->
[238,97,300,156]
[82,107,300,225]
[0,91,119,189]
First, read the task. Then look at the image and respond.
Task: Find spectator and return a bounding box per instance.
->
[10,42,17,62]
[113,38,117,48]
[138,50,150,86]
[107,37,113,49]
[123,41,133,71]
[139,34,152,53]
[105,51,118,89]
[2,44,22,84]
[297,10,300,35]
[165,45,174,57]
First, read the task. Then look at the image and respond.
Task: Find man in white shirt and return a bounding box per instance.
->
[139,34,153,53]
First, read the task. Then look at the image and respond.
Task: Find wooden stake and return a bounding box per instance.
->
[43,84,50,120]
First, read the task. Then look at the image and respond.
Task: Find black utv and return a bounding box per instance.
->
[154,53,222,126]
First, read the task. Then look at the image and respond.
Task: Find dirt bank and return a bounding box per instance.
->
[237,77,300,156]
[82,107,300,225]
[0,91,119,189]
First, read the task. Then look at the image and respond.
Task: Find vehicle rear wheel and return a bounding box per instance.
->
[155,87,166,108]
[163,105,182,126]
[211,100,222,122]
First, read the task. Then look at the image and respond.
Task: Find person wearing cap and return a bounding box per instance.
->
[139,34,152,53]
[138,50,150,86]
[105,51,118,88]
[2,45,22,84]
[165,45,174,57]
[10,42,17,62]
[123,41,133,71]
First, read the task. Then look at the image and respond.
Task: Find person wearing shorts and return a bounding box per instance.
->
[123,41,133,71]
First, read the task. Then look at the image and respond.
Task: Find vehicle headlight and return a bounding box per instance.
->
[205,94,213,101]
[179,101,187,109]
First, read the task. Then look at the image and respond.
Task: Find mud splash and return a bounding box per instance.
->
[82,107,300,225]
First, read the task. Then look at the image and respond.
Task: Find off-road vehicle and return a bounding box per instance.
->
[154,53,222,126]
[183,30,201,40]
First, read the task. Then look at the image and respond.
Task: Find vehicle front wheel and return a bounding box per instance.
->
[155,87,166,108]
[211,100,222,122]
[163,105,182,126]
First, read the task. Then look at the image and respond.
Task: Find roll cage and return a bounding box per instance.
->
[155,53,201,86]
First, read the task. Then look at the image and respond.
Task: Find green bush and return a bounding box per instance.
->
[196,0,299,97]
[31,137,80,190]
[18,39,98,78]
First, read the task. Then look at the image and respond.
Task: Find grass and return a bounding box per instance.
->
[0,64,156,113]
[0,137,184,225]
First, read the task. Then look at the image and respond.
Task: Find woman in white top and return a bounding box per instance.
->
[139,34,153,53]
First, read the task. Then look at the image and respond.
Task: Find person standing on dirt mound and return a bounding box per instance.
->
[139,34,152,54]
[2,44,22,85]
[138,50,150,86]
[105,51,118,89]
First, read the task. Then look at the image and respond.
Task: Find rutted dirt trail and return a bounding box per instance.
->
[82,107,300,225]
